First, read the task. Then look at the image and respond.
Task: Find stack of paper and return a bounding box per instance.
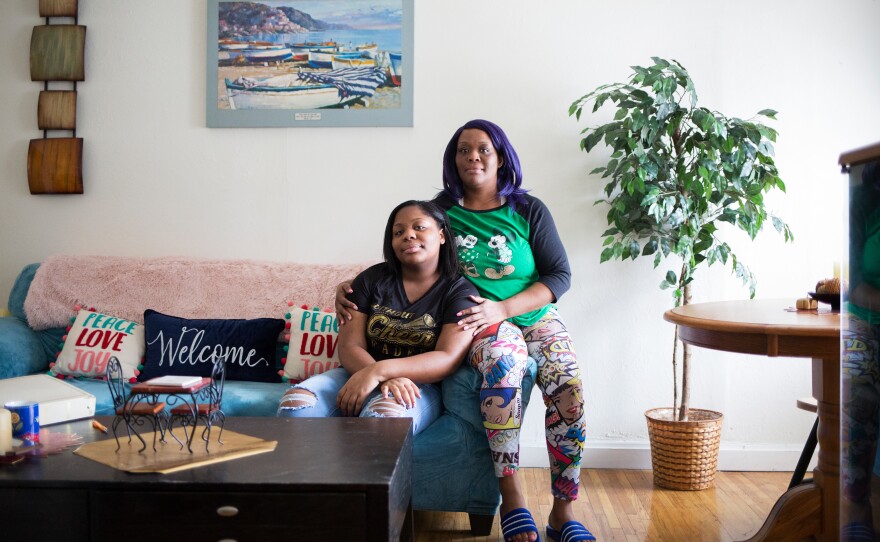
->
[144,375,204,387]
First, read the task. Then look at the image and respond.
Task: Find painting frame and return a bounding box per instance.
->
[206,0,413,128]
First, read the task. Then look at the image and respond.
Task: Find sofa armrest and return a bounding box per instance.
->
[0,316,51,379]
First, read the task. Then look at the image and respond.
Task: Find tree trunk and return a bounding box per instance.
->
[672,323,679,420]
[677,281,692,421]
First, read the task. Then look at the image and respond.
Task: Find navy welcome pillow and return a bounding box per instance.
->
[140,309,284,383]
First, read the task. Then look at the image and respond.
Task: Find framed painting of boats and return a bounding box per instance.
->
[206,0,413,127]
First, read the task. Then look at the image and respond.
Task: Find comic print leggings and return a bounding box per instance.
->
[469,307,585,501]
[843,314,880,505]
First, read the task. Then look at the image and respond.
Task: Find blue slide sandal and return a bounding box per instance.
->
[546,520,596,542]
[501,508,541,541]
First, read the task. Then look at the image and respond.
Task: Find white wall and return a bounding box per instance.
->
[2,0,879,470]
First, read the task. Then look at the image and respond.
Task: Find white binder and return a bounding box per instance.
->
[0,374,96,425]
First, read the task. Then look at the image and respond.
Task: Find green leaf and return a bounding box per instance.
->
[657,102,675,121]
[757,125,778,143]
[757,108,778,119]
[698,165,709,180]
[600,247,614,263]
[584,131,605,152]
[771,216,784,234]
[651,57,671,68]
[706,247,717,266]
[665,270,677,286]
[776,177,787,192]
[629,240,641,260]
[643,238,658,256]
[718,244,730,264]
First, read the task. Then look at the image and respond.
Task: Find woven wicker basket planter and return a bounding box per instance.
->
[645,407,723,491]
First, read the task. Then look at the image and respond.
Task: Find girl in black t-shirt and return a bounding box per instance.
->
[278,201,477,435]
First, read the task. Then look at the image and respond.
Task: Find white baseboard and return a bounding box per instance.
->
[520,441,818,472]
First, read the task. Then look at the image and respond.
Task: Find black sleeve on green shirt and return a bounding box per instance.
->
[849,184,880,292]
[518,195,571,301]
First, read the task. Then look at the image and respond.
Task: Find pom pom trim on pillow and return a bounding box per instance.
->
[49,305,143,383]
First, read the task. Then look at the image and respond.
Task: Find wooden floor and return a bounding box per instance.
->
[413,469,791,542]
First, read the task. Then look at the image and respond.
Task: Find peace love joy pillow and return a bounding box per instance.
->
[282,304,340,384]
[51,308,144,381]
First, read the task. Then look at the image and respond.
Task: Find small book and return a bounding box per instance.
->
[145,375,204,387]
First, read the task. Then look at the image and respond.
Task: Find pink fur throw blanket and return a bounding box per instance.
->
[24,254,369,330]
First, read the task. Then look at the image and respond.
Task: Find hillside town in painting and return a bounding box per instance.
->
[216,1,403,111]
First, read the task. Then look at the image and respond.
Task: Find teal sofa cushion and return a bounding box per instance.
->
[8,263,39,321]
[0,317,47,379]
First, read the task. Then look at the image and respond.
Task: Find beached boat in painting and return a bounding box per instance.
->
[289,41,339,61]
[387,52,402,86]
[331,52,376,69]
[354,43,378,58]
[219,40,293,64]
[240,47,293,63]
[307,49,337,69]
[225,67,387,110]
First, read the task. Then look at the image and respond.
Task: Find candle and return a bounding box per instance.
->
[0,408,12,453]
[834,261,841,279]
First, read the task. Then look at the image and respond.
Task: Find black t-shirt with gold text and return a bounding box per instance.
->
[349,264,478,360]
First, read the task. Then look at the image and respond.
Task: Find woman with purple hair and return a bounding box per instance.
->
[338,120,590,542]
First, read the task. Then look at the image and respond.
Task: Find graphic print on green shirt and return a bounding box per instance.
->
[445,205,551,326]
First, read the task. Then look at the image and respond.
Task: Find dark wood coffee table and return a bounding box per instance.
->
[0,416,413,542]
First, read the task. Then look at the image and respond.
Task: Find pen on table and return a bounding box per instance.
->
[91,420,107,433]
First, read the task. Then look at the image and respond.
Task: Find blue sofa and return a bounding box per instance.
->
[0,260,536,534]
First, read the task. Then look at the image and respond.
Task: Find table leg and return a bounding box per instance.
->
[185,396,200,453]
[813,356,840,542]
[741,356,839,542]
[172,395,200,454]
[400,500,413,542]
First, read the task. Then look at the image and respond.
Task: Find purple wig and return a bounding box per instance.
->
[441,119,528,209]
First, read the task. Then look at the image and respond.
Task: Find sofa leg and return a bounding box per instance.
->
[468,513,495,536]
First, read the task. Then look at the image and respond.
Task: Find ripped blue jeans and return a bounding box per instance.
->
[276,367,442,436]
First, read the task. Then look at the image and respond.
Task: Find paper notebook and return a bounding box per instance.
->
[144,375,204,387]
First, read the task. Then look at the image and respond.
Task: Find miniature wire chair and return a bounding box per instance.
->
[106,356,168,453]
[168,357,226,452]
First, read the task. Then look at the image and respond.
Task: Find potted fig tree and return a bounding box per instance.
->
[569,57,793,490]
